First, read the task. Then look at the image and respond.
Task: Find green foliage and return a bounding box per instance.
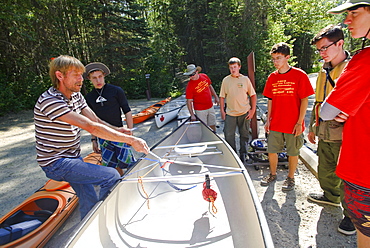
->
[0,0,352,116]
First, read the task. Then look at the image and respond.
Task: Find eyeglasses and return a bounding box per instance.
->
[315,40,341,54]
[188,71,197,77]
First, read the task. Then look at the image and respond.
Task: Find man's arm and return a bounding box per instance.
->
[293,97,309,137]
[220,97,226,120]
[265,99,272,134]
[307,103,317,144]
[246,94,257,120]
[186,99,196,121]
[58,109,149,154]
[124,111,134,130]
[320,101,348,122]
[209,85,219,105]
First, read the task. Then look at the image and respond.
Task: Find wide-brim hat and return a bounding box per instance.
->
[328,0,370,14]
[183,64,202,75]
[83,62,110,79]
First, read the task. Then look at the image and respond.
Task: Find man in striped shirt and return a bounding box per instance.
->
[34,55,149,218]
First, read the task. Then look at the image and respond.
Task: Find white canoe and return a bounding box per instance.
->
[177,104,191,126]
[64,120,274,248]
[155,98,186,128]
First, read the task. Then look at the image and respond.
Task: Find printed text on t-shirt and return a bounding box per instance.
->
[195,80,210,93]
[271,80,296,96]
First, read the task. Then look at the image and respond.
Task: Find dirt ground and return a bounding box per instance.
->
[0,88,358,247]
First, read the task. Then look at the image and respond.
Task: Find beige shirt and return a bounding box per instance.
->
[219,74,256,116]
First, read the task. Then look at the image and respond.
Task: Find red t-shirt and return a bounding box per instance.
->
[263,67,314,134]
[185,73,213,110]
[325,47,370,188]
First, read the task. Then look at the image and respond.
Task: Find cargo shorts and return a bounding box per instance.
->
[267,130,303,156]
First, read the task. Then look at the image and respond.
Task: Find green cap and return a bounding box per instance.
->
[328,0,370,14]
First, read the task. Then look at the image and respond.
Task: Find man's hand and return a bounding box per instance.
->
[293,123,303,137]
[214,97,220,106]
[264,120,270,134]
[190,114,197,122]
[130,137,150,154]
[334,112,349,123]
[92,140,101,153]
[307,132,316,144]
[246,109,256,120]
[117,127,133,135]
[221,111,226,120]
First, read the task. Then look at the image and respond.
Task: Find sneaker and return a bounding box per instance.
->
[338,216,356,235]
[307,192,341,207]
[282,177,295,191]
[261,173,277,186]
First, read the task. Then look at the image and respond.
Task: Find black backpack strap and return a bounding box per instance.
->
[324,68,336,88]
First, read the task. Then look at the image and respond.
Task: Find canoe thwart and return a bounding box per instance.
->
[155,141,223,149]
[164,151,223,158]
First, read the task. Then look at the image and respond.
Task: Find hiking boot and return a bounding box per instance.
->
[338,216,356,235]
[282,177,295,191]
[307,192,340,207]
[261,173,277,186]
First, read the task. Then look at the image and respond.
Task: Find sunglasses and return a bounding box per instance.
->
[189,71,197,77]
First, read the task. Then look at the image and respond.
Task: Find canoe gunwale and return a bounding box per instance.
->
[154,105,184,116]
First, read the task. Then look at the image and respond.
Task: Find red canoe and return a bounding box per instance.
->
[132,97,171,124]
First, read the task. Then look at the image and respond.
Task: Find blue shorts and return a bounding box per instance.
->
[98,139,136,169]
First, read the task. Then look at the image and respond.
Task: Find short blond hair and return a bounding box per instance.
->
[49,55,85,89]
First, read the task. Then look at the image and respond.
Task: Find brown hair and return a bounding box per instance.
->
[49,55,85,89]
[311,24,344,45]
[348,4,370,11]
[228,57,241,66]
[270,42,290,56]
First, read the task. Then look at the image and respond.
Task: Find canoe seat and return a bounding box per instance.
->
[174,145,207,155]
[44,179,70,191]
[1,209,52,228]
[0,219,42,245]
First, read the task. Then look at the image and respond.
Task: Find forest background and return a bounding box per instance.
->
[0,0,364,116]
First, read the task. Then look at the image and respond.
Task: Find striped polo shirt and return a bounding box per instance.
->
[34,87,87,167]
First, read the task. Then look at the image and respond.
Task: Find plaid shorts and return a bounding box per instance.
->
[98,139,136,169]
[344,181,370,237]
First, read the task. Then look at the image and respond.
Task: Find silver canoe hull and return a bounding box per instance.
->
[65,120,274,248]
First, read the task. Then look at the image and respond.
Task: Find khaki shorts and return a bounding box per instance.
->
[267,130,303,156]
[195,107,216,126]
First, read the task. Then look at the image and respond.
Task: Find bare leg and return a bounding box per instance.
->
[268,153,278,175]
[357,229,370,248]
[116,167,124,176]
[288,155,298,178]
